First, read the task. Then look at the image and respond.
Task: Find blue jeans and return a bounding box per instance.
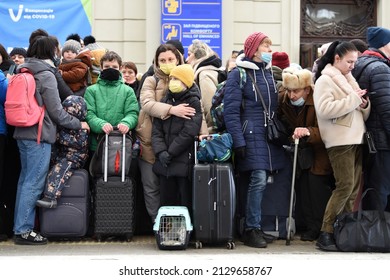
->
[14,140,51,235]
[245,170,267,229]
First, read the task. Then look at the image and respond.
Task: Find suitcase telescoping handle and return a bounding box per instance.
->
[194,136,199,165]
[103,128,127,183]
[194,134,219,165]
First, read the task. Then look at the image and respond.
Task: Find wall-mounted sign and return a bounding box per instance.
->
[161,0,222,58]
[0,0,92,51]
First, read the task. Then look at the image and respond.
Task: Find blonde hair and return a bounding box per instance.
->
[188,39,214,59]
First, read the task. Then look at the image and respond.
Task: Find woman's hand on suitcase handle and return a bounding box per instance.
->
[117,123,130,134]
[102,123,114,134]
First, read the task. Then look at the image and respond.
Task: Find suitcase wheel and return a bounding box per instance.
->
[226,241,235,250]
[96,234,102,242]
[125,234,133,242]
[195,241,203,249]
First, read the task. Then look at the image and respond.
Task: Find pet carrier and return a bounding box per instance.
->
[153,206,193,250]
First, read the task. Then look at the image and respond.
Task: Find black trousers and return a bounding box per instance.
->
[159,176,192,213]
[296,170,334,233]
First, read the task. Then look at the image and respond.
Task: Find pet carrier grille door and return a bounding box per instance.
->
[153,206,193,250]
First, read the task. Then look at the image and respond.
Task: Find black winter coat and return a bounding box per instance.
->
[152,85,203,177]
[353,49,390,150]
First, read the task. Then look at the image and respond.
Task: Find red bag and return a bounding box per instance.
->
[5,68,45,143]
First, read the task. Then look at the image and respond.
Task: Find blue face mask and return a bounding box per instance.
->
[261,52,272,64]
[290,97,305,107]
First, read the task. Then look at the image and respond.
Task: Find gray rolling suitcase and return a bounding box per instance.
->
[93,132,135,242]
[192,138,236,249]
[39,169,90,238]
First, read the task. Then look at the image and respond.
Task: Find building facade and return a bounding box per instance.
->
[91,0,390,73]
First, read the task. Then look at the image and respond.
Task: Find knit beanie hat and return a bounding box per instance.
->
[62,39,81,55]
[9,47,27,58]
[367,26,390,49]
[282,67,313,89]
[166,39,185,56]
[169,64,194,88]
[244,32,268,59]
[62,95,87,121]
[272,52,290,70]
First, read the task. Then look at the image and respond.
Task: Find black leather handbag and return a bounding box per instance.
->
[334,188,390,252]
[247,72,289,146]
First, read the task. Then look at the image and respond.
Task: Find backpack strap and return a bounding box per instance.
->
[36,105,46,144]
[26,67,47,144]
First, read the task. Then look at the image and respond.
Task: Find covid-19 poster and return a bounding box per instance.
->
[0,0,92,52]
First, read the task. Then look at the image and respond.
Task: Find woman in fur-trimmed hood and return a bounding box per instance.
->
[224,32,286,249]
[313,41,370,251]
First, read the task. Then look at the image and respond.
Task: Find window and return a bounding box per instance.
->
[300,0,376,69]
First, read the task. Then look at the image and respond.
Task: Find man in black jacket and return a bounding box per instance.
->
[352,26,390,211]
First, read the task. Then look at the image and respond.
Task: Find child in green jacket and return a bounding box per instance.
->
[84,51,139,154]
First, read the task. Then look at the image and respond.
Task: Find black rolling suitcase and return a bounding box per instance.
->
[39,169,90,238]
[93,132,135,242]
[192,138,236,249]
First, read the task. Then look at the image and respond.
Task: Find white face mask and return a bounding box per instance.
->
[290,97,305,107]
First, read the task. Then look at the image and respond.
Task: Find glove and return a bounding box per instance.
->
[158,151,172,167]
[234,146,246,159]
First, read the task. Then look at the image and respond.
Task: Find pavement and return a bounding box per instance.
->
[1,234,389,280]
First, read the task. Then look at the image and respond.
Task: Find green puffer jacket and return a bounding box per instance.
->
[84,76,139,151]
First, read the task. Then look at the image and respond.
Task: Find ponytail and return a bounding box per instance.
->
[314,41,357,82]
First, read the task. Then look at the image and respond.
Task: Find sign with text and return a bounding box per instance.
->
[0,0,92,52]
[161,0,222,58]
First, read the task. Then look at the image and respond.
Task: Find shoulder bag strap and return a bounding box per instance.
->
[246,71,270,118]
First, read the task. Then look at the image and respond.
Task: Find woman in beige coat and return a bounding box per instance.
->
[313,41,370,251]
[136,44,207,221]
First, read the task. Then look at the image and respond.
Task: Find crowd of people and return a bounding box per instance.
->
[1,26,390,252]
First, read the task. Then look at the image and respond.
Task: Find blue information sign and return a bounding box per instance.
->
[161,0,222,58]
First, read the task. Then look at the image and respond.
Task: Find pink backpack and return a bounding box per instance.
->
[5,68,45,144]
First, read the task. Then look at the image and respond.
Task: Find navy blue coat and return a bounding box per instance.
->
[224,57,285,172]
[353,49,390,150]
